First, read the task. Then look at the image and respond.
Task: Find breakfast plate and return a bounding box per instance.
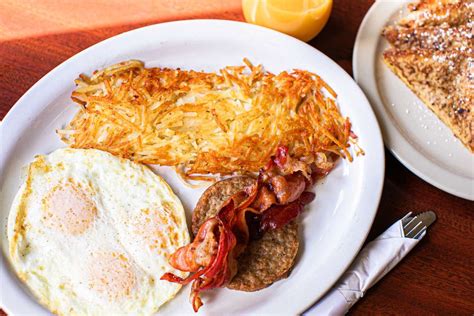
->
[0,20,384,315]
[353,0,474,200]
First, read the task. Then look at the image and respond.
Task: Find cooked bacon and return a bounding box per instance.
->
[260,202,301,232]
[161,216,237,312]
[260,192,315,232]
[226,183,260,250]
[161,187,259,312]
[187,220,236,312]
[272,145,312,178]
[191,280,203,311]
[161,146,323,312]
[269,173,306,205]
[251,185,276,211]
[299,191,317,205]
[273,145,288,167]
[168,219,219,272]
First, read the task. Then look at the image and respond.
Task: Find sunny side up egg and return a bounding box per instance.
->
[7,148,190,315]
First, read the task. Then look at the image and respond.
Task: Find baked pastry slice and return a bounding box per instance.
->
[383,48,473,151]
[382,23,473,51]
[398,0,473,28]
[382,0,474,152]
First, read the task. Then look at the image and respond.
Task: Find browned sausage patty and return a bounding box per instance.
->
[192,177,299,292]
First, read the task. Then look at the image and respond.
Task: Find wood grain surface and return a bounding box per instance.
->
[1,1,473,315]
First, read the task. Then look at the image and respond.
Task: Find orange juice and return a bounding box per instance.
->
[242,0,333,42]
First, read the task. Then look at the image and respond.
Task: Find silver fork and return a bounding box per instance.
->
[401,211,436,240]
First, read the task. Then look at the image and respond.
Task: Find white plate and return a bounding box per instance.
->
[353,0,474,200]
[0,20,384,315]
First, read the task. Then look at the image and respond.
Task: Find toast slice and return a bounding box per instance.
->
[382,0,474,152]
[399,0,473,28]
[382,23,473,51]
[383,48,473,151]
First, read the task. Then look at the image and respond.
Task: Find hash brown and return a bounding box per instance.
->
[59,60,353,180]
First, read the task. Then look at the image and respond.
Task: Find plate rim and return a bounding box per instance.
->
[353,0,474,201]
[0,19,385,314]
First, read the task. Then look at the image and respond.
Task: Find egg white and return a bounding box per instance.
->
[7,148,189,316]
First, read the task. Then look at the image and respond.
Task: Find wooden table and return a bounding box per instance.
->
[1,1,472,314]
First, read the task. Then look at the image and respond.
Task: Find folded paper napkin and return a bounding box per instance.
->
[305,218,422,315]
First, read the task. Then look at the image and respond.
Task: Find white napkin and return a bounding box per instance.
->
[304,218,422,315]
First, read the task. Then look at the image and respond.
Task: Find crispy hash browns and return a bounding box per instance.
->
[58,59,355,180]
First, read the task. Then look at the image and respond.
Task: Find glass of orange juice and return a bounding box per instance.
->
[242,0,333,42]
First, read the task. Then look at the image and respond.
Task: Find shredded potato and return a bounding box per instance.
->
[58,59,356,180]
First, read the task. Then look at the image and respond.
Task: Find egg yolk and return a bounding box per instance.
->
[42,181,97,235]
[88,252,136,301]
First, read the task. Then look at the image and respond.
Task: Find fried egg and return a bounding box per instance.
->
[7,148,189,315]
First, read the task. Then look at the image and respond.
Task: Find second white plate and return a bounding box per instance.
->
[353,0,474,200]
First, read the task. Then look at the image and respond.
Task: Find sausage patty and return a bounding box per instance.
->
[192,177,299,291]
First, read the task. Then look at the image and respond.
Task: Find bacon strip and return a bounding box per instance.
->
[269,173,306,204]
[260,192,315,233]
[272,145,312,178]
[161,217,236,311]
[161,145,323,312]
[167,219,219,272]
[251,185,276,211]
